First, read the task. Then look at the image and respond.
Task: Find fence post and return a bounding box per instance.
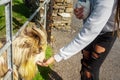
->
[46,0,54,43]
[5,0,13,79]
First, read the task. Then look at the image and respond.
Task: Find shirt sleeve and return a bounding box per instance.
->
[54,0,115,62]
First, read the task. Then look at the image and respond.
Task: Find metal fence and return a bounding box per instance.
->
[0,0,51,79]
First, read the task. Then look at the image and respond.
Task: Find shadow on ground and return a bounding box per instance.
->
[38,66,63,80]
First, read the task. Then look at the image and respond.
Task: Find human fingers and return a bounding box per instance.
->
[37,57,55,67]
[37,60,49,67]
[45,57,55,65]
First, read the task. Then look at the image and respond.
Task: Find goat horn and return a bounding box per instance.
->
[32,25,47,45]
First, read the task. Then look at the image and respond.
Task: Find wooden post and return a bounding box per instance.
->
[46,0,54,43]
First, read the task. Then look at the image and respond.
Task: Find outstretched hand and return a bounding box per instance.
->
[37,56,55,67]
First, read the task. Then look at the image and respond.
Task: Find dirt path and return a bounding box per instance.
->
[49,12,120,80]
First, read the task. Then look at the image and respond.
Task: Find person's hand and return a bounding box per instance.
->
[37,56,55,67]
[74,7,84,19]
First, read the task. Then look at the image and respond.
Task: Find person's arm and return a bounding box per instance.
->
[54,0,115,62]
[37,0,115,66]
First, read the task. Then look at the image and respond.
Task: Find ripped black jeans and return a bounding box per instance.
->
[80,32,117,80]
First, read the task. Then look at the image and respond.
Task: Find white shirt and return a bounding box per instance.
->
[54,0,118,62]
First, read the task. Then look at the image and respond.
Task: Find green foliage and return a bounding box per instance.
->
[0,6,5,37]
[45,45,53,59]
[12,0,32,33]
[0,0,32,37]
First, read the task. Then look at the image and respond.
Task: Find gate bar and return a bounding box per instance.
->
[5,0,13,79]
[0,0,11,6]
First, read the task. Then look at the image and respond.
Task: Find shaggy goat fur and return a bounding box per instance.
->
[0,23,47,80]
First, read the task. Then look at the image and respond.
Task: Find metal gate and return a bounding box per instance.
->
[0,0,51,79]
[0,0,13,80]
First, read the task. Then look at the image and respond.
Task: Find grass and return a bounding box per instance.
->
[0,0,32,37]
[12,0,32,33]
[0,0,54,80]
[0,6,5,37]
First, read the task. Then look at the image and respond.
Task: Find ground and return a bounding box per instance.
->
[48,10,120,80]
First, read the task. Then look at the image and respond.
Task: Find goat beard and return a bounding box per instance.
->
[0,24,47,80]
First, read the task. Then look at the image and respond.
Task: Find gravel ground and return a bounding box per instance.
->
[48,1,120,80]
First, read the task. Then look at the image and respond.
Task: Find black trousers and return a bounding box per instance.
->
[80,32,117,80]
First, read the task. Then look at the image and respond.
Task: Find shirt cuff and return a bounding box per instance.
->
[54,53,63,62]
